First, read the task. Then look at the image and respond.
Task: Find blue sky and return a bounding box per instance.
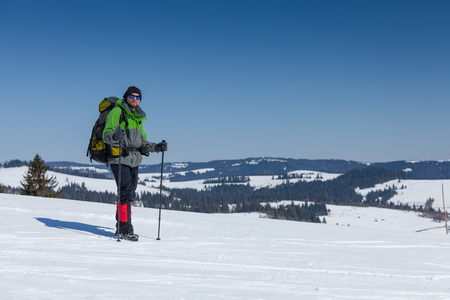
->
[1,0,449,164]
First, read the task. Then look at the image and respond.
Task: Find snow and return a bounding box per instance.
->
[137,170,341,191]
[356,179,450,210]
[1,193,450,299]
[3,165,450,212]
[0,165,337,194]
[170,163,189,169]
[66,166,110,174]
[176,168,215,175]
[0,166,370,201]
[325,205,444,231]
[263,201,443,231]
[247,158,288,164]
[0,166,161,195]
[287,170,340,181]
[0,166,29,187]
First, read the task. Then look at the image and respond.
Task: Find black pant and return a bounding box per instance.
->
[111,164,139,234]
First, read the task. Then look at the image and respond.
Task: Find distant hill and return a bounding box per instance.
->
[1,158,447,222]
[43,157,450,180]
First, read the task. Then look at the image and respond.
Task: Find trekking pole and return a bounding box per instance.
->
[442,184,448,235]
[116,140,122,242]
[156,141,165,240]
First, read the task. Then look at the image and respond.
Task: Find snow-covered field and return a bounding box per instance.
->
[1,193,450,299]
[0,166,161,195]
[0,166,341,195]
[357,179,450,210]
[2,165,450,298]
[3,166,450,211]
[139,169,341,191]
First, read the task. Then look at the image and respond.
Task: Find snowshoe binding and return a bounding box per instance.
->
[115,232,139,242]
[122,233,139,242]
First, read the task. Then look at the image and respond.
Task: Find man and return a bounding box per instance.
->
[103,86,167,241]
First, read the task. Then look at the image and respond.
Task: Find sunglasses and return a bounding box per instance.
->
[129,95,141,100]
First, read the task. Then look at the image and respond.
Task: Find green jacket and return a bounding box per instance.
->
[103,99,153,168]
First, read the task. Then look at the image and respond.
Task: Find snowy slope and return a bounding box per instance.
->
[139,169,341,191]
[0,166,341,194]
[0,166,161,195]
[1,194,450,300]
[3,166,450,211]
[4,166,450,217]
[356,179,450,210]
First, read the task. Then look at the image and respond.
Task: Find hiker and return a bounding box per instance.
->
[103,86,167,241]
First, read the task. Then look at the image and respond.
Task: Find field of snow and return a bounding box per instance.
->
[3,166,450,212]
[1,194,449,299]
[0,167,340,194]
[264,201,446,232]
[357,179,450,210]
[139,170,341,191]
[3,163,446,212]
[60,166,110,174]
[0,166,161,195]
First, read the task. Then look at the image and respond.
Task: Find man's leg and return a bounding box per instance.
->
[111,164,135,235]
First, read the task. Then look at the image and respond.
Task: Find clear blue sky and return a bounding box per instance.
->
[1,0,449,164]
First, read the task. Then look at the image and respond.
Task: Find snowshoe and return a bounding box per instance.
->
[115,232,139,241]
[122,233,139,242]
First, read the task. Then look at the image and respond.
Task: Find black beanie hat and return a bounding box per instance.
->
[123,86,142,101]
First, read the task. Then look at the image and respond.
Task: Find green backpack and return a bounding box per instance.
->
[86,97,126,164]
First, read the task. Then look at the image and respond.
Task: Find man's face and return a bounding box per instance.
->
[127,93,141,109]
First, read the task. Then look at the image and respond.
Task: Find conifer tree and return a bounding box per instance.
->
[20,154,62,198]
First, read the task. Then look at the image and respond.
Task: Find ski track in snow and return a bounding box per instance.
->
[1,194,450,299]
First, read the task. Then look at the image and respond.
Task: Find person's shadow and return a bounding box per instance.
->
[36,218,114,237]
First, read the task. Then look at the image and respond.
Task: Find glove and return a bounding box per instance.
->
[155,141,168,153]
[121,148,130,157]
[113,128,126,142]
[140,142,155,155]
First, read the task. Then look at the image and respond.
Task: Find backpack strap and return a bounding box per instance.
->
[118,106,129,129]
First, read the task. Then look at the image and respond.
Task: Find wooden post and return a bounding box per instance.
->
[442,184,448,235]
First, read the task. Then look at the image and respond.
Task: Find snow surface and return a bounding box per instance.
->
[0,166,161,195]
[0,167,340,194]
[138,170,341,191]
[4,166,450,212]
[356,179,450,210]
[1,193,450,299]
[175,168,215,176]
[58,166,110,174]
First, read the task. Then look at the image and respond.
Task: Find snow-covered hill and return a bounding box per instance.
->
[3,165,450,212]
[0,166,341,194]
[0,166,161,195]
[139,169,341,191]
[1,194,449,299]
[356,179,450,210]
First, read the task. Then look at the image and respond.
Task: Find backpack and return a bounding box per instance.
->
[86,97,126,164]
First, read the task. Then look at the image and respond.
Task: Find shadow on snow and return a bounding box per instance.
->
[36,218,114,237]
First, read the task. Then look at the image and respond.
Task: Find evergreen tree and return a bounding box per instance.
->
[20,154,62,198]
